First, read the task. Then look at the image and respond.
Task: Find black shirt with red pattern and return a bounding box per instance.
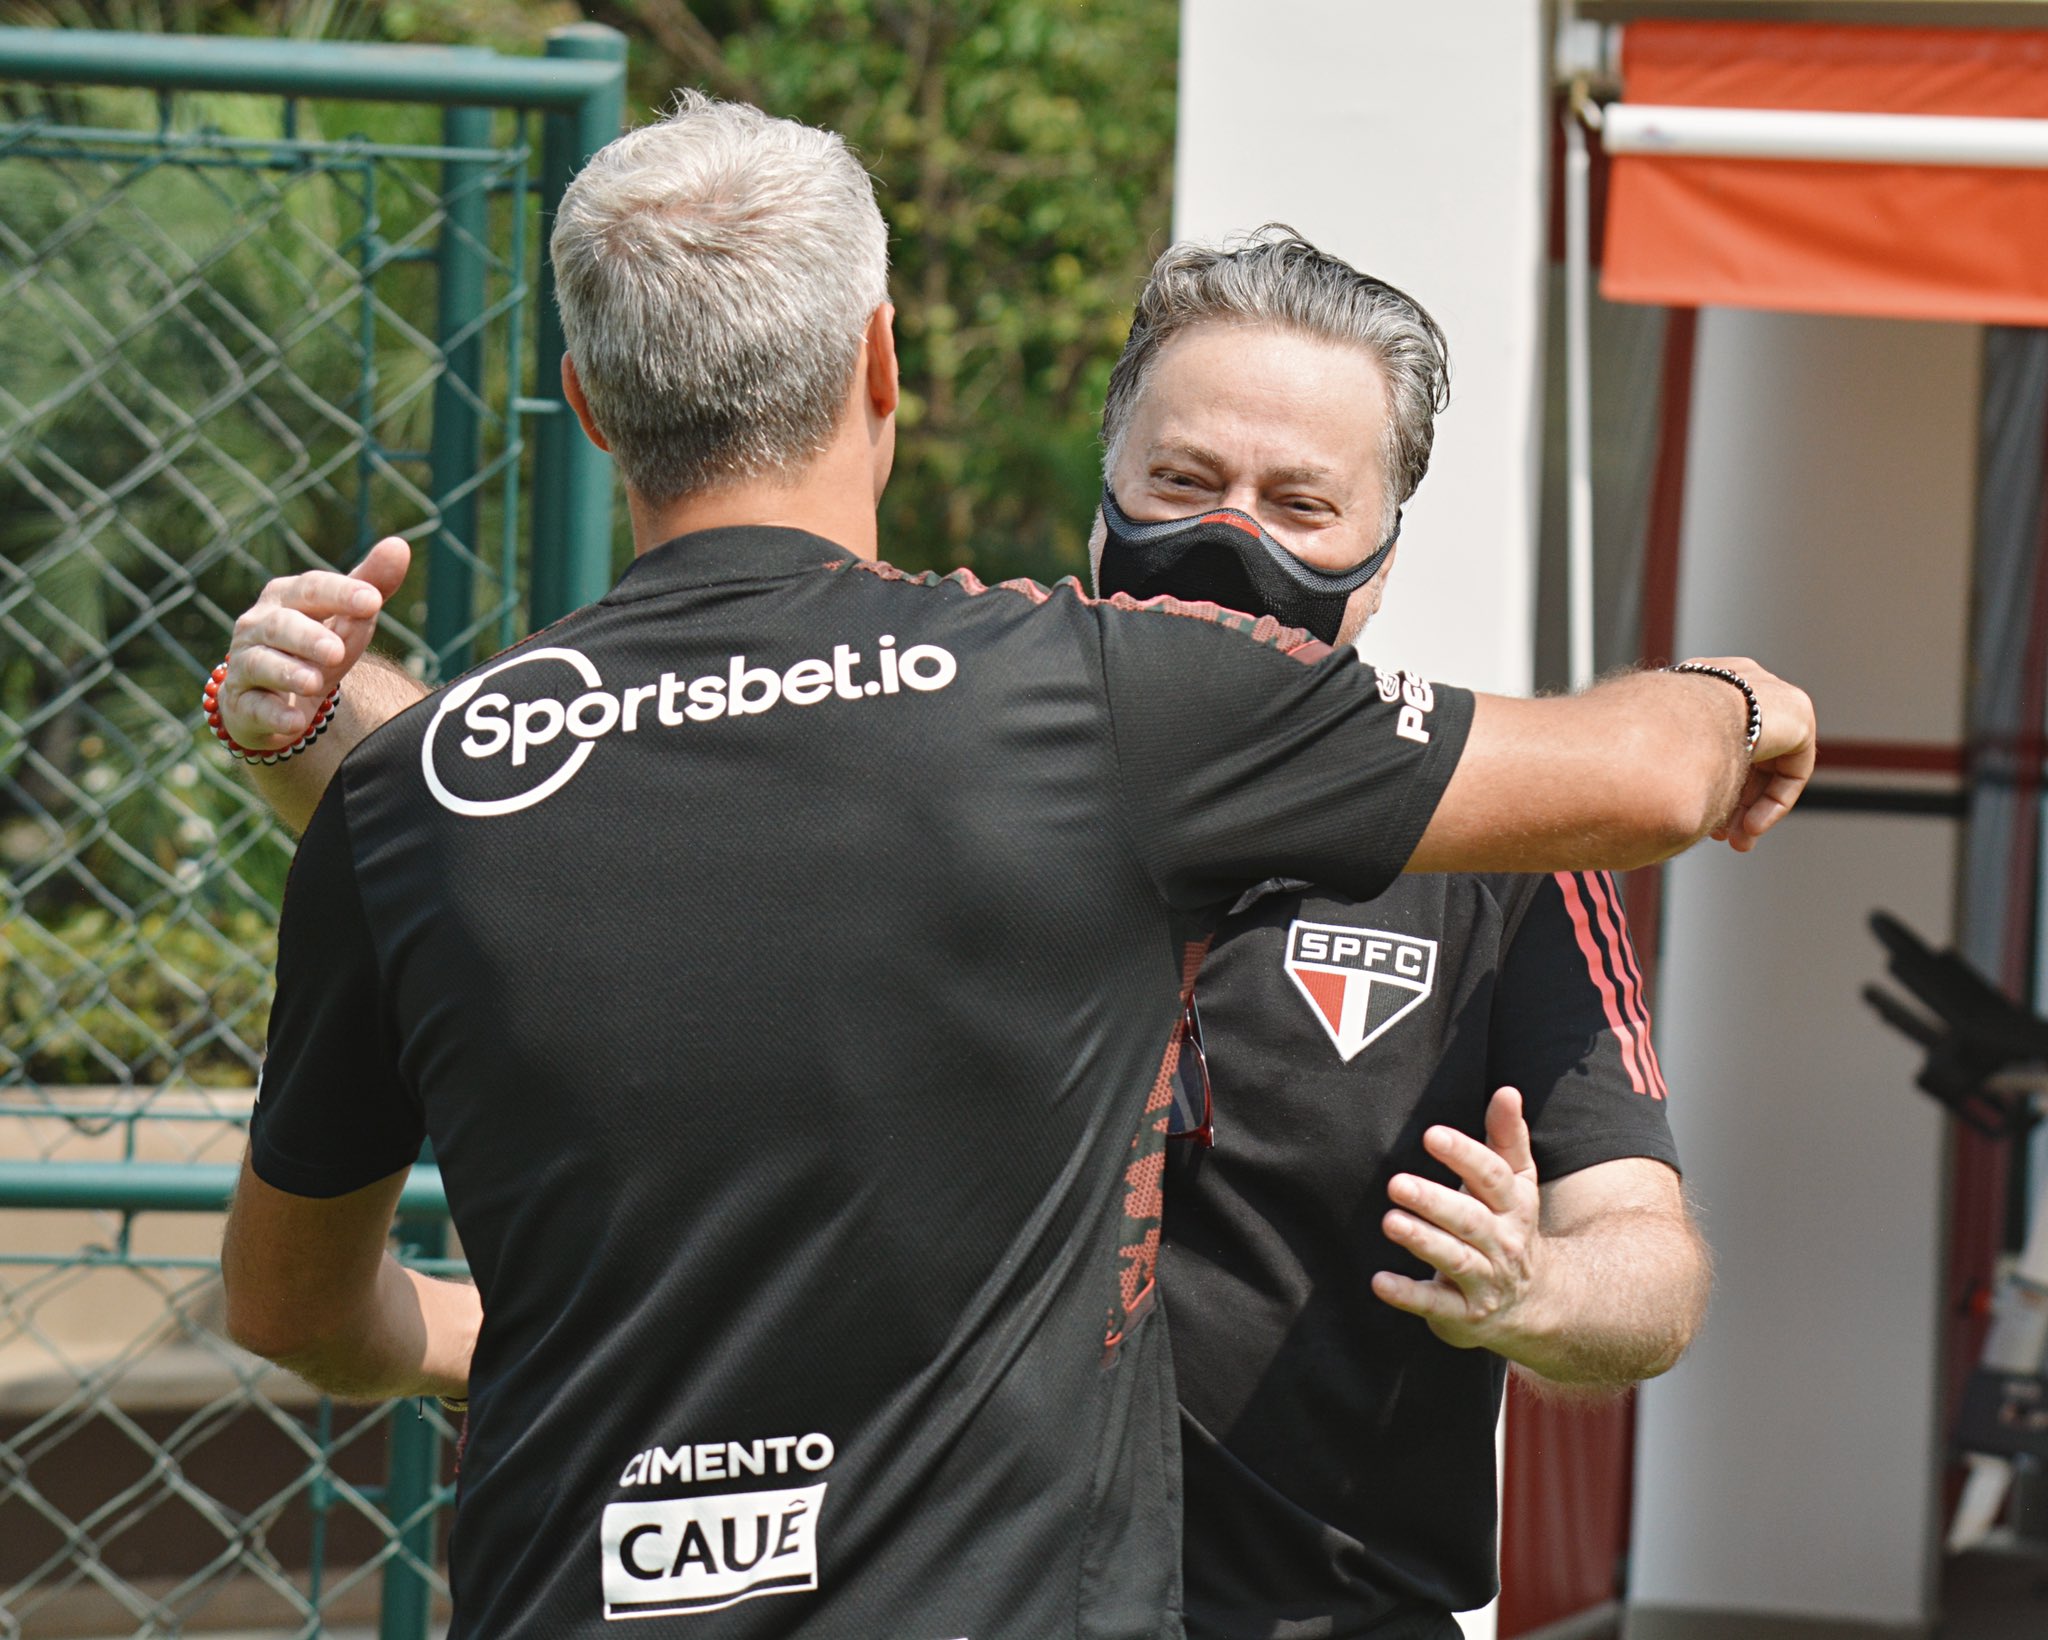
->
[252,525,1473,1640]
[1167,868,1677,1638]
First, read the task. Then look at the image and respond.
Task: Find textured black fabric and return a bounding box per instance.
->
[251,525,1471,1640]
[1166,870,1678,1638]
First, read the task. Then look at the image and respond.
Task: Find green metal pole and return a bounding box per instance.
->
[528,25,626,628]
[0,27,619,110]
[426,104,493,678]
[0,1161,447,1215]
[379,1211,448,1640]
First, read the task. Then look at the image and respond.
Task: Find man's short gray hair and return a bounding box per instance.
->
[1101,226,1451,535]
[550,92,890,504]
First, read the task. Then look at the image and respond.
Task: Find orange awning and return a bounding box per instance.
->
[1602,21,2048,323]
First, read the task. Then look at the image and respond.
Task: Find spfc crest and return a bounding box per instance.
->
[1283,920,1438,1061]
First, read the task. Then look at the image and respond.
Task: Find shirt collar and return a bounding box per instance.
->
[603,525,860,602]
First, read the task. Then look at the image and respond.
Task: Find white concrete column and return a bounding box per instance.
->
[1177,13,1552,1638]
[1175,0,1551,698]
[1629,309,1979,1636]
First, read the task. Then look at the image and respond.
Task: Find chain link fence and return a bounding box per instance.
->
[0,1176,462,1639]
[0,25,626,1636]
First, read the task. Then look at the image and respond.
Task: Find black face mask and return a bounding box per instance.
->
[1095,486,1398,646]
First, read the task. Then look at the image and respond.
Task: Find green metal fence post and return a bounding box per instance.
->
[528,24,626,627]
[426,103,493,677]
[0,25,625,1633]
[379,1228,447,1640]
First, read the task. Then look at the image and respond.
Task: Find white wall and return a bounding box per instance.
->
[1630,310,1979,1631]
[1176,13,1551,1636]
[1175,0,1551,697]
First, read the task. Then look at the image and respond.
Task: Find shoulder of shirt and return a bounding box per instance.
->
[1481,872,1548,913]
[833,558,1335,664]
[344,598,617,775]
[1484,872,1563,947]
[1229,871,1495,925]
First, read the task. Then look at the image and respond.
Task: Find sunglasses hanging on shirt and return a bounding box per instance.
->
[1166,997,1213,1150]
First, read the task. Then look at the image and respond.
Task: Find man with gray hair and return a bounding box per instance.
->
[214,97,1809,1638]
[1089,228,1704,1639]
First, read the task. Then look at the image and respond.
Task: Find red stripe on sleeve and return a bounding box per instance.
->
[1605,876,1671,1097]
[1553,871,1650,1097]
[1592,873,1669,1099]
[1588,872,1668,1100]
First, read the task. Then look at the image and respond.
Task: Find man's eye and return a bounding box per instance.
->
[1155,471,1203,489]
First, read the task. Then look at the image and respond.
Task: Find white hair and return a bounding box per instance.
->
[550,91,890,504]
[1101,226,1451,538]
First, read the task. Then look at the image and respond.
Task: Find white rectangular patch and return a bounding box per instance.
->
[601,1483,826,1621]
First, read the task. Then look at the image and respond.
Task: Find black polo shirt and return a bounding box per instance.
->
[1165,870,1679,1639]
[251,526,1473,1640]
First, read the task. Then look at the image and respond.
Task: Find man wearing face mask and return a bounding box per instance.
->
[1092,229,1705,1640]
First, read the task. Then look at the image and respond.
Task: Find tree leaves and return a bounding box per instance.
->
[586,0,1179,582]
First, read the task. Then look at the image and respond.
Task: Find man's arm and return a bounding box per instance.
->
[221,1153,480,1401]
[218,538,427,832]
[1522,1156,1710,1386]
[1407,661,1815,874]
[227,759,470,1401]
[1372,1088,1709,1388]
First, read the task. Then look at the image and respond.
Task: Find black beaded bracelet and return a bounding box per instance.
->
[1667,661,1762,754]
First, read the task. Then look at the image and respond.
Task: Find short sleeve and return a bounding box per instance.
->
[1490,871,1680,1181]
[249,783,424,1198]
[1096,599,1472,912]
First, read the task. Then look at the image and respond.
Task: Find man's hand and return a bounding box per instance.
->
[1685,655,1816,853]
[1372,1089,1708,1386]
[1373,1087,1543,1351]
[217,537,429,834]
[221,537,410,752]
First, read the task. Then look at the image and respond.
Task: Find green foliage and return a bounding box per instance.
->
[0,1,1176,1089]
[1,902,273,1086]
[397,0,1180,583]
[1,0,536,973]
[609,0,1179,583]
[7,0,1176,585]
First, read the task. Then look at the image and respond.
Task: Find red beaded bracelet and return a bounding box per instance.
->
[201,657,342,766]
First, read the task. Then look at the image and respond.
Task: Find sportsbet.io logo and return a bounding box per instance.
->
[421,637,959,817]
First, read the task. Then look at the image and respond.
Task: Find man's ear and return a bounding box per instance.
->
[561,355,612,453]
[864,303,900,421]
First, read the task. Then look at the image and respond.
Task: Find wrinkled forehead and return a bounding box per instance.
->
[1119,322,1391,493]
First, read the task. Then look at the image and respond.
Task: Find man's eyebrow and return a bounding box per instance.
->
[1260,463,1342,489]
[1138,442,1343,487]
[1144,440,1343,492]
[1145,439,1230,472]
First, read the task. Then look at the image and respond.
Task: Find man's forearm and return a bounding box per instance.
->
[1411,670,1747,874]
[266,1254,480,1403]
[1490,1209,1710,1388]
[249,654,427,833]
[1605,668,1752,843]
[1409,660,1813,875]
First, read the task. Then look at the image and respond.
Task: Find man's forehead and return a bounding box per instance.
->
[1123,322,1390,482]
